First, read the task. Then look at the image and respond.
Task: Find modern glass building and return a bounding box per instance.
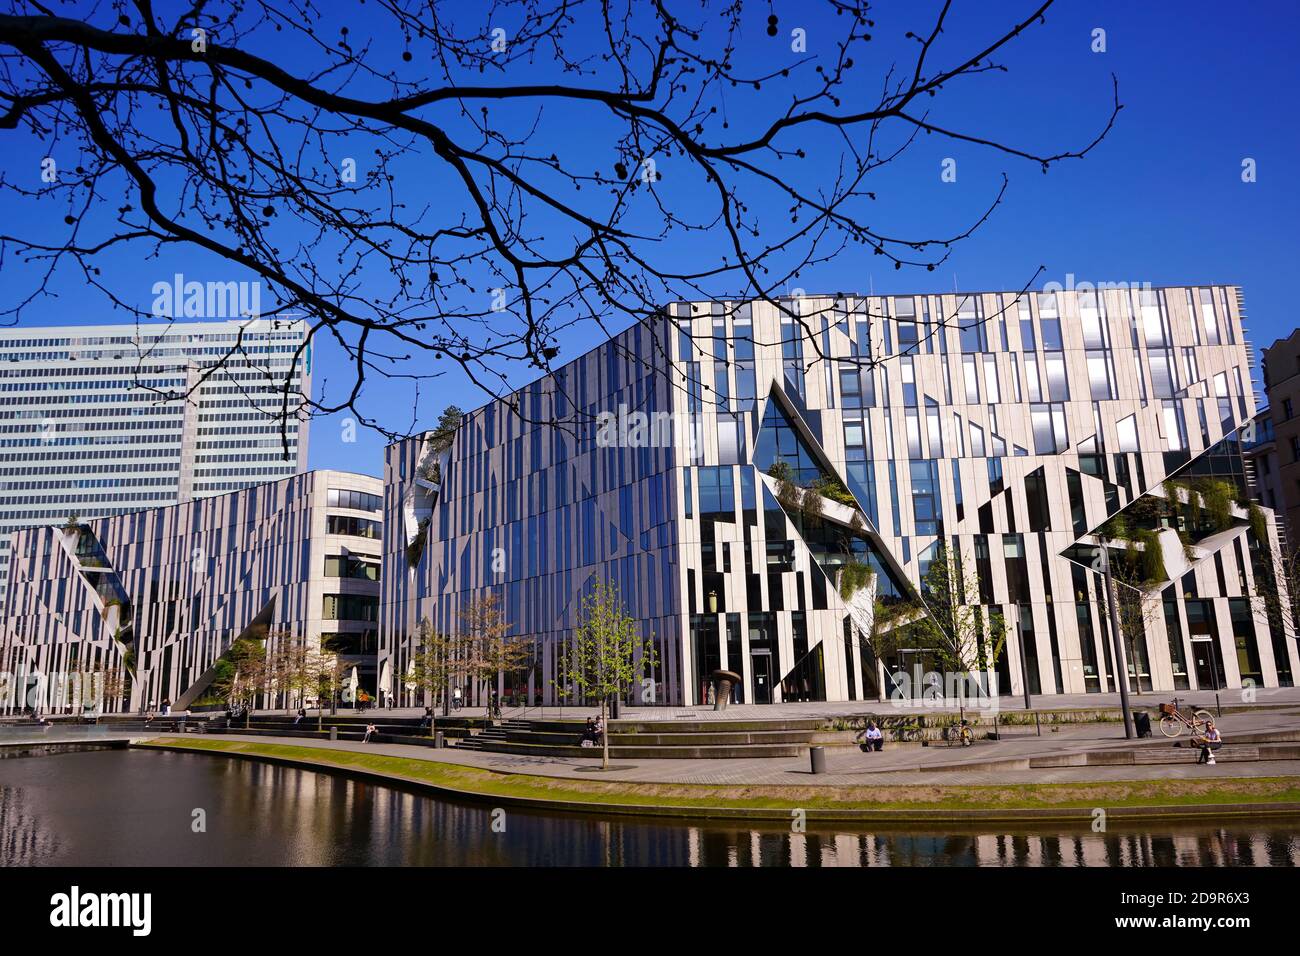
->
[0,318,312,614]
[381,286,1297,707]
[0,470,381,714]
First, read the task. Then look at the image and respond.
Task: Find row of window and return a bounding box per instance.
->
[325,514,381,539]
[324,554,380,582]
[326,488,382,512]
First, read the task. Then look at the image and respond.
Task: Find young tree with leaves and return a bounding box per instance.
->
[458,592,529,718]
[405,618,456,736]
[267,630,315,714]
[557,579,658,769]
[909,543,1008,682]
[312,652,349,727]
[213,638,269,727]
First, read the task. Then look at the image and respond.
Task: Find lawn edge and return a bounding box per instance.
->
[134,737,1300,825]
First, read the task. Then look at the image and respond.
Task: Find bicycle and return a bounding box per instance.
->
[942,722,974,747]
[1158,697,1214,738]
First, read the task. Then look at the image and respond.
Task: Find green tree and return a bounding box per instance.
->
[458,592,529,718]
[405,619,456,736]
[267,631,314,714]
[429,406,463,451]
[909,543,1008,678]
[312,652,349,726]
[557,580,658,769]
[213,638,269,726]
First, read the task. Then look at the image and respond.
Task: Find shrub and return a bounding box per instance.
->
[1200,479,1235,533]
[839,560,874,602]
[811,474,858,507]
[406,518,430,568]
[1134,528,1166,583]
[1248,501,1268,544]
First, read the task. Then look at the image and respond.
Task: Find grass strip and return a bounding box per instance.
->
[138,737,1300,814]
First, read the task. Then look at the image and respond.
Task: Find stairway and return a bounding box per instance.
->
[456,719,528,751]
[450,716,861,759]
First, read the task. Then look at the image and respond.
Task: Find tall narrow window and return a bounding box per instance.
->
[982,355,1000,403]
[1087,350,1115,400]
[963,355,980,404]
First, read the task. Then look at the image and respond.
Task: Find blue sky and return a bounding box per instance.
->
[2,0,1297,478]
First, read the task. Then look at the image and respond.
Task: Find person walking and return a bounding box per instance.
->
[452,687,462,710]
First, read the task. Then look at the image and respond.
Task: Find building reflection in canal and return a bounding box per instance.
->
[0,750,1296,867]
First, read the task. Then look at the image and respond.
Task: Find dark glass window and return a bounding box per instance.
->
[326,514,381,539]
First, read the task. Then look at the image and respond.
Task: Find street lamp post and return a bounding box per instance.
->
[1016,613,1032,711]
[1097,539,1136,739]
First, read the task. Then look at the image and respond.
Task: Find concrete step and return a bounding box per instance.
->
[219,727,443,747]
[510,729,842,747]
[453,739,811,759]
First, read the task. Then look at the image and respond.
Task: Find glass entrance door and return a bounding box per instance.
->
[751,651,773,704]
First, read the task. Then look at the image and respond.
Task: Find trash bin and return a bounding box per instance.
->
[809,745,827,775]
[1134,711,1152,738]
[329,726,338,741]
[435,731,445,749]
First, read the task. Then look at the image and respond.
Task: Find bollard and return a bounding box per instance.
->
[435,731,445,749]
[809,745,826,775]
[329,726,338,741]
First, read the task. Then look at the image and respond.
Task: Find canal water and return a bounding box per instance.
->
[1,749,1297,867]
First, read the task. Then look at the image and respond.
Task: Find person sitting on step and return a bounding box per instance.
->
[1194,720,1223,766]
[863,721,884,752]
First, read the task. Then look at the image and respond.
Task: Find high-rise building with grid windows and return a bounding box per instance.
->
[380,286,1297,709]
[0,318,311,615]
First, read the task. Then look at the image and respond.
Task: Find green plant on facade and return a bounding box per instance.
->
[406,518,430,568]
[1199,479,1235,533]
[810,474,857,508]
[838,560,874,602]
[418,459,441,484]
[1247,501,1268,544]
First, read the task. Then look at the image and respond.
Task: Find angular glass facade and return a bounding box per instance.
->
[381,286,1298,705]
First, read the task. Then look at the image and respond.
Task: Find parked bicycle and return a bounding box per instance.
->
[1158,697,1215,738]
[942,721,974,747]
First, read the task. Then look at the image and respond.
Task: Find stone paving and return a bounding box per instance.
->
[338,685,1300,722]
[170,703,1300,789]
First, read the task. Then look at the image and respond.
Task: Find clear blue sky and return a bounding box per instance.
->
[2,1,1297,478]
